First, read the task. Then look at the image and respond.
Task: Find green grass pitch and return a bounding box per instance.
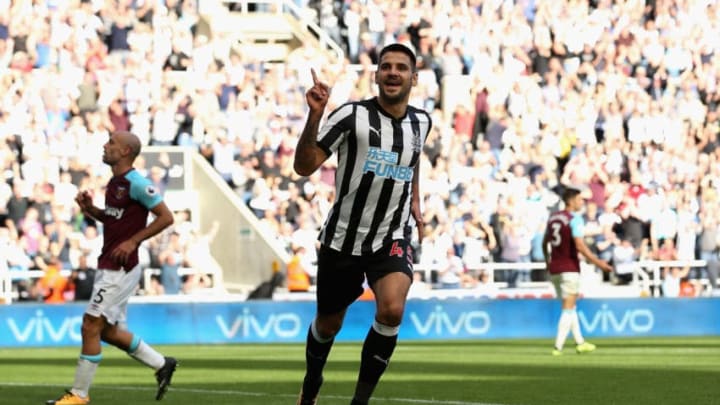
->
[1,337,718,405]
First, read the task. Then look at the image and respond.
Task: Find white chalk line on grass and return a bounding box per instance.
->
[0,381,511,405]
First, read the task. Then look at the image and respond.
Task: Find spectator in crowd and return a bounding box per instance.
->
[698,209,720,294]
[158,232,184,295]
[662,264,692,298]
[437,246,465,289]
[407,270,432,299]
[35,256,71,304]
[18,206,43,259]
[184,221,219,270]
[286,245,311,293]
[612,238,639,285]
[71,255,96,302]
[2,225,32,273]
[594,222,619,280]
[80,225,103,269]
[499,218,533,288]
[459,214,497,269]
[147,165,170,197]
[182,270,212,294]
[469,270,499,299]
[145,274,166,296]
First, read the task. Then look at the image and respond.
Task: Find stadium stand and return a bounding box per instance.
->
[1,0,719,303]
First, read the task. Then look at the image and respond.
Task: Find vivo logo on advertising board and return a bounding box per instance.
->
[6,310,83,343]
[409,306,491,336]
[216,307,302,339]
[579,304,654,334]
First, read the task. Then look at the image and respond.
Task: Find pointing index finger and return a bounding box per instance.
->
[311,68,318,85]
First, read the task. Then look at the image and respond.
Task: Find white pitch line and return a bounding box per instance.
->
[0,382,510,405]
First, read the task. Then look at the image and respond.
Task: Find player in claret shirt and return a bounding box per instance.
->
[543,186,613,356]
[47,132,177,405]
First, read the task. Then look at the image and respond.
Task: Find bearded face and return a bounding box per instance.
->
[375,51,418,105]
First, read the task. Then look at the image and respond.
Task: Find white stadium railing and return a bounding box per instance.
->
[1,259,716,303]
[1,267,221,303]
[634,260,710,297]
[1,267,10,305]
[413,259,715,298]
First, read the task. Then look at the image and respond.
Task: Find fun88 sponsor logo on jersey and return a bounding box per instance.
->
[362,147,413,181]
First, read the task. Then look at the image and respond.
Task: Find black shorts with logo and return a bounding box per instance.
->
[316,239,414,315]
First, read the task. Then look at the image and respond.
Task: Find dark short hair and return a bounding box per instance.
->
[562,187,582,204]
[379,43,417,70]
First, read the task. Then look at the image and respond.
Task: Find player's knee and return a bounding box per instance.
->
[320,320,343,337]
[80,323,96,339]
[80,316,104,338]
[315,315,344,337]
[376,304,405,326]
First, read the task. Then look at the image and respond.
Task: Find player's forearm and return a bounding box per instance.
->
[411,176,421,215]
[130,213,174,245]
[577,242,603,267]
[294,110,325,176]
[412,165,421,200]
[84,206,107,223]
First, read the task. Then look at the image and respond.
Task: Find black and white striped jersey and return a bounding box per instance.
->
[315,97,432,256]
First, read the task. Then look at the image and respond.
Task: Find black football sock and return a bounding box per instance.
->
[302,322,334,399]
[353,322,398,403]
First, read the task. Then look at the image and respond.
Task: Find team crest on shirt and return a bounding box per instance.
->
[145,185,157,196]
[411,129,422,152]
[114,186,127,199]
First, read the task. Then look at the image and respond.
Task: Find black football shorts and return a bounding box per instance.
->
[315,240,414,315]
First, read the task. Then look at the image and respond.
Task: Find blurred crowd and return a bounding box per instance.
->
[1,0,719,301]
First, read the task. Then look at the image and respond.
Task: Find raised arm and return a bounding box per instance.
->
[294,68,330,176]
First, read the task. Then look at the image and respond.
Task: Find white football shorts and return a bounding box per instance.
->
[85,265,141,325]
[550,272,580,298]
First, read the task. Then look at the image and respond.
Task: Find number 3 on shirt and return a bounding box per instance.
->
[550,223,562,247]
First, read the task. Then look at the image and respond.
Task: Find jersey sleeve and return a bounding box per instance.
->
[317,103,353,156]
[570,214,585,238]
[128,173,163,210]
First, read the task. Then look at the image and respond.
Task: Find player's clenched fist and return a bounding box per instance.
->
[75,190,93,212]
[306,68,330,113]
